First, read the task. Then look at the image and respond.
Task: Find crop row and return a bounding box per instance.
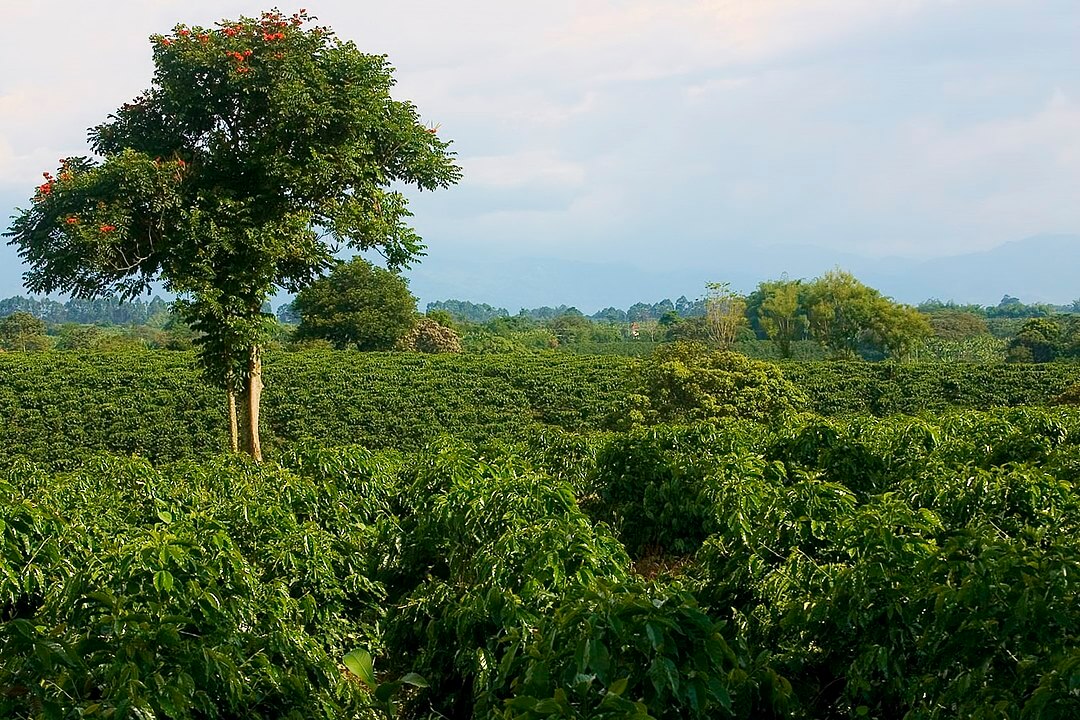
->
[0,351,1077,467]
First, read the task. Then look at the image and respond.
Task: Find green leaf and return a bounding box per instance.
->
[533,698,562,713]
[153,570,174,593]
[505,697,539,711]
[400,672,428,688]
[590,638,612,680]
[344,649,376,688]
[645,621,664,651]
[607,677,630,696]
[649,657,679,696]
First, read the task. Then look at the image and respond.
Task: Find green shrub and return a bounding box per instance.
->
[496,580,793,720]
[622,342,808,427]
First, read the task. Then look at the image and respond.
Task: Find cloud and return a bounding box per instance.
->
[462,151,586,189]
[0,0,1077,294]
[845,89,1080,253]
[552,0,936,82]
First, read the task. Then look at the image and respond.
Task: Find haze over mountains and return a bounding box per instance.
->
[0,233,1075,314]
[404,233,1080,313]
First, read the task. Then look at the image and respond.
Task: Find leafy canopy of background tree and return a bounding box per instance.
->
[745,277,804,357]
[926,310,989,340]
[5,9,460,456]
[425,299,509,324]
[292,257,417,350]
[0,311,50,352]
[779,270,931,359]
[1006,316,1080,363]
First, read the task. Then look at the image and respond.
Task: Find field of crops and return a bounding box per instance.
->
[3,407,1079,718]
[0,350,1077,468]
[1,348,1078,717]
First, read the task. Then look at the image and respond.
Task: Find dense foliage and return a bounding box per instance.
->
[0,295,170,326]
[0,351,1077,468]
[0,312,49,351]
[396,318,463,354]
[782,360,1080,415]
[1006,317,1080,363]
[3,408,1079,717]
[622,342,808,427]
[293,258,418,350]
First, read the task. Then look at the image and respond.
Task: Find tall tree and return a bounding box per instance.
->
[6,10,460,459]
[0,311,50,351]
[802,270,930,359]
[704,282,747,348]
[752,277,805,358]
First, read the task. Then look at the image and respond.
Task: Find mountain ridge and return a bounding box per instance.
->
[404,233,1079,313]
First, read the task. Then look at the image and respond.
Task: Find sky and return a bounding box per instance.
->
[1,0,1078,309]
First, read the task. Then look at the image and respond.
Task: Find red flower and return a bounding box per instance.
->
[99,224,117,233]
[198,34,209,43]
[37,182,52,195]
[178,29,190,37]
[66,216,79,225]
[237,66,250,74]
[160,38,172,46]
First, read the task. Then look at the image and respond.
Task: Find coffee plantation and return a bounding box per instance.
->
[2,386,1079,717]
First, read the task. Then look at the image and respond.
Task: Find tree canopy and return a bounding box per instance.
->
[5,9,460,457]
[746,270,931,359]
[293,257,417,350]
[0,311,50,351]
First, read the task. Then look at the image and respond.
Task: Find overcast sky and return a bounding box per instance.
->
[1,1,1078,305]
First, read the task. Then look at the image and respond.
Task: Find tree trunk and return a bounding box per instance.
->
[246,345,263,462]
[227,390,239,454]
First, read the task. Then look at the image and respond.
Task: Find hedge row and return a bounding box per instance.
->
[782,360,1080,415]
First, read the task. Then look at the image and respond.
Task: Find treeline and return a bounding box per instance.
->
[430,272,935,360]
[429,289,1071,328]
[425,273,1080,361]
[426,297,707,324]
[3,266,1076,361]
[919,295,1080,318]
[0,294,171,325]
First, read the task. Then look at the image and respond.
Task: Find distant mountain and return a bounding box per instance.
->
[0,229,1073,314]
[405,234,1080,312]
[888,234,1080,306]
